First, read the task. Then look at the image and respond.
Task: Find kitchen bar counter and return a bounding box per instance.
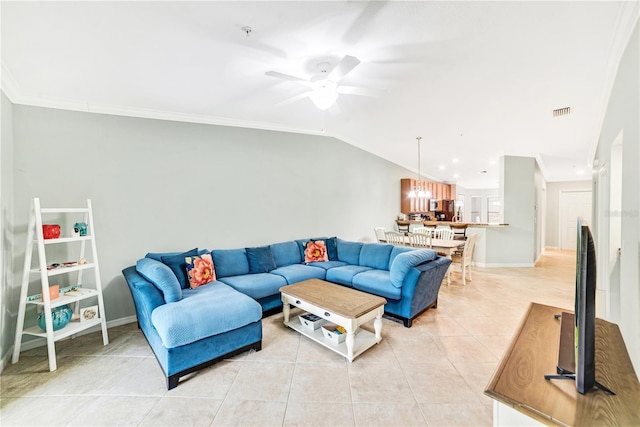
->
[396,220,508,228]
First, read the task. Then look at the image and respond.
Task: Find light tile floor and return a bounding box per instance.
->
[1,250,575,426]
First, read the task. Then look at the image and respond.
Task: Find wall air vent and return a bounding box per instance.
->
[553,106,571,117]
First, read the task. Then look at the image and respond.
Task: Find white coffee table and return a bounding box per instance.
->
[280,279,387,362]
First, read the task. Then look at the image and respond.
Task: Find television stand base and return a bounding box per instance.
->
[543,373,616,395]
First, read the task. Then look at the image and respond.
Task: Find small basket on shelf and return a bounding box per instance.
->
[321,323,347,344]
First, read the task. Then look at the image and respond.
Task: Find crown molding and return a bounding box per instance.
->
[0,60,330,139]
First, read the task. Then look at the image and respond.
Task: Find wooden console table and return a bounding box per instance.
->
[485,302,640,426]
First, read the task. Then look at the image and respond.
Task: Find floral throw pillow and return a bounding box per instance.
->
[185,253,216,289]
[304,240,329,264]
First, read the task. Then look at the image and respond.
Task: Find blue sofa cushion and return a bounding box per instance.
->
[389,246,415,266]
[246,246,277,273]
[308,260,348,271]
[211,248,249,278]
[390,249,438,288]
[270,241,302,267]
[271,264,326,284]
[145,248,198,262]
[336,239,364,265]
[157,248,199,289]
[218,273,287,300]
[136,258,182,303]
[359,243,394,270]
[325,265,372,287]
[352,269,401,300]
[151,282,261,348]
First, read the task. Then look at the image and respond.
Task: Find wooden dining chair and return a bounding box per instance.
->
[450,233,478,285]
[412,226,430,235]
[433,228,455,240]
[384,231,406,246]
[374,227,387,243]
[408,232,432,248]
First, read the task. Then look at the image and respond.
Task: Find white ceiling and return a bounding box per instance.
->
[2,1,638,188]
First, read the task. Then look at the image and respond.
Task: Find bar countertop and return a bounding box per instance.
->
[396,220,508,227]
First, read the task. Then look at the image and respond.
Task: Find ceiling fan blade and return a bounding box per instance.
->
[342,1,387,45]
[265,71,309,83]
[328,55,360,82]
[274,91,312,107]
[337,86,379,97]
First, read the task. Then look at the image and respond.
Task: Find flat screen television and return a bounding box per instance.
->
[574,216,596,393]
[546,217,613,394]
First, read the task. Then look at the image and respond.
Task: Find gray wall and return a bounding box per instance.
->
[4,104,412,358]
[489,156,537,266]
[593,21,639,372]
[544,180,592,249]
[534,164,546,260]
[1,92,15,368]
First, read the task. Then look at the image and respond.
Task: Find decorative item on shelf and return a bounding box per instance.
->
[48,285,60,300]
[80,305,98,322]
[37,305,73,332]
[408,136,432,199]
[42,224,61,239]
[73,222,87,236]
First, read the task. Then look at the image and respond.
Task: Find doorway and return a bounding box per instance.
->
[559,190,592,250]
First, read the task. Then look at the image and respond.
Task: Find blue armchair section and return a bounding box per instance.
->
[122,236,451,389]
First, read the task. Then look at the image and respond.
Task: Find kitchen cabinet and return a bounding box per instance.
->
[400,179,452,214]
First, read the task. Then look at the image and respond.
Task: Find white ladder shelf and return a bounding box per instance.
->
[12,198,109,371]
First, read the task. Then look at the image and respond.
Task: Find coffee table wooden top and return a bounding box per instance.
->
[280,279,387,319]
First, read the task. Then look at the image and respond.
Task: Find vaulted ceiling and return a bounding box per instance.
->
[2,1,638,188]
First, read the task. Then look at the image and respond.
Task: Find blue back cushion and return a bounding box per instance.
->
[136,258,182,303]
[246,246,277,273]
[211,248,249,278]
[389,249,438,288]
[336,239,364,265]
[359,243,394,270]
[270,241,301,267]
[389,246,415,268]
[159,248,199,289]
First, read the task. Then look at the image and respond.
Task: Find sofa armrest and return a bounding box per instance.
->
[122,266,166,332]
[389,249,438,288]
[403,256,451,311]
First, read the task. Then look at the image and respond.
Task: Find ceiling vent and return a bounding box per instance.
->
[553,106,571,117]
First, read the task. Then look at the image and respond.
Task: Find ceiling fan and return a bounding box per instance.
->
[265,55,373,110]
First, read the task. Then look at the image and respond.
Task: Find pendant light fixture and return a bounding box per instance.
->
[408,136,431,199]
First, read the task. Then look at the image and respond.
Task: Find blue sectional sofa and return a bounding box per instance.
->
[122,237,451,389]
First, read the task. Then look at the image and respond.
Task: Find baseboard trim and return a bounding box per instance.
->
[1,315,138,373]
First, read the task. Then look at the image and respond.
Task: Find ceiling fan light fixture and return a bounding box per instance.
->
[309,80,339,110]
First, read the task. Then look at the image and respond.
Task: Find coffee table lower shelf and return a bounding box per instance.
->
[285,315,379,362]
